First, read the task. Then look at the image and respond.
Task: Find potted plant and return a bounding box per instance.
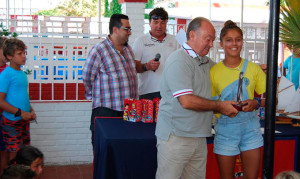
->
[279,0,300,81]
[279,0,300,54]
[278,0,300,118]
[0,23,18,37]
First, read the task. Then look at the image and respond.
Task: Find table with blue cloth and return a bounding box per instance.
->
[94,117,157,179]
[93,117,300,179]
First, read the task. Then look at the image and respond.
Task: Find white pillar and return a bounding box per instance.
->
[6,0,10,29]
[120,2,145,45]
[98,0,102,35]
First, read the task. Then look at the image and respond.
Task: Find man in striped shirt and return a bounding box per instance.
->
[82,14,137,148]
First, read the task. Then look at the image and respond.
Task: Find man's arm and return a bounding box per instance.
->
[178,94,239,117]
[0,92,33,120]
[132,37,160,73]
[135,59,160,73]
[282,66,287,76]
[135,60,144,73]
[82,48,100,100]
[282,58,289,77]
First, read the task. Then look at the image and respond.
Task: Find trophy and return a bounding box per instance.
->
[232,72,247,111]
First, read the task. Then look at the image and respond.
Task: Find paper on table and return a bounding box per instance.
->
[278,76,296,110]
[175,28,187,46]
[285,88,300,113]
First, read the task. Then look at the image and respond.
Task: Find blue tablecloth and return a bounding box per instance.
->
[94,117,300,179]
[94,117,157,179]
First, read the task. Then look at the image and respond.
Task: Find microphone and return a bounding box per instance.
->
[153,53,161,72]
[154,53,161,61]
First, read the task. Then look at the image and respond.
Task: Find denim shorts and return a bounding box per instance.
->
[213,115,263,156]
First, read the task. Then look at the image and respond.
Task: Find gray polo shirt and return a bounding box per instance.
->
[155,48,215,141]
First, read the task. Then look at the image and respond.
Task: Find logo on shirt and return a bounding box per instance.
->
[168,42,176,48]
[144,43,155,47]
[243,77,250,87]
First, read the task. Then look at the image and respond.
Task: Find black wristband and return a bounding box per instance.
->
[15,108,22,117]
[142,63,148,72]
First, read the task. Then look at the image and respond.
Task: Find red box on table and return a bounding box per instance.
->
[141,99,153,123]
[123,99,142,122]
[153,98,160,123]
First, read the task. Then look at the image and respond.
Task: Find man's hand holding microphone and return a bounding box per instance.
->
[145,53,161,72]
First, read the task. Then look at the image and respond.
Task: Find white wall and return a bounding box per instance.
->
[121,2,146,46]
[30,102,93,165]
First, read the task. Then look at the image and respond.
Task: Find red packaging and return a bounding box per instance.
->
[234,155,243,178]
[130,99,142,122]
[123,99,133,121]
[124,99,142,122]
[153,98,160,123]
[141,99,153,123]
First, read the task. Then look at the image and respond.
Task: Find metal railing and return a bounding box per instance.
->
[1,15,183,37]
[0,16,269,101]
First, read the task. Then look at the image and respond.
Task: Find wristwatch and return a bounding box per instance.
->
[15,108,21,117]
[142,63,148,72]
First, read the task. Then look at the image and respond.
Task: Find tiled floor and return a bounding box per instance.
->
[38,164,93,179]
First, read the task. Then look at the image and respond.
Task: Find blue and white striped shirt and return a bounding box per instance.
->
[82,36,138,111]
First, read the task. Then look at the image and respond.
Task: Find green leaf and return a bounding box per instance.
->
[279,0,300,54]
[36,0,99,17]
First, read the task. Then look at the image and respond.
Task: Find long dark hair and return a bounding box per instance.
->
[10,146,44,166]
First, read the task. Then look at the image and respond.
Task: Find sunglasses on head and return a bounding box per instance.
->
[151,15,168,21]
[198,57,209,66]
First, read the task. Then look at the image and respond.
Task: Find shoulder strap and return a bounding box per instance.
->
[241,59,248,73]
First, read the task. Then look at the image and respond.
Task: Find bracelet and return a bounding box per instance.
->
[254,97,261,110]
[142,63,148,72]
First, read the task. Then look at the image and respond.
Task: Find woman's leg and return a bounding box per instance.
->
[241,147,261,179]
[216,154,237,179]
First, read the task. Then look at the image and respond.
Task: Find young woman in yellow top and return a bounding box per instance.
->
[210,20,266,179]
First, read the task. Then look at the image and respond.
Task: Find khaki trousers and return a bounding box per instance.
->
[156,134,207,179]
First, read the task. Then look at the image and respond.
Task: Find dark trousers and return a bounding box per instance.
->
[90,107,123,149]
[139,92,161,100]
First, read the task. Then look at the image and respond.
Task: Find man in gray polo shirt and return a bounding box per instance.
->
[155,17,239,179]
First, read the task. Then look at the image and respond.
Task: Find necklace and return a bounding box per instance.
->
[222,60,242,71]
